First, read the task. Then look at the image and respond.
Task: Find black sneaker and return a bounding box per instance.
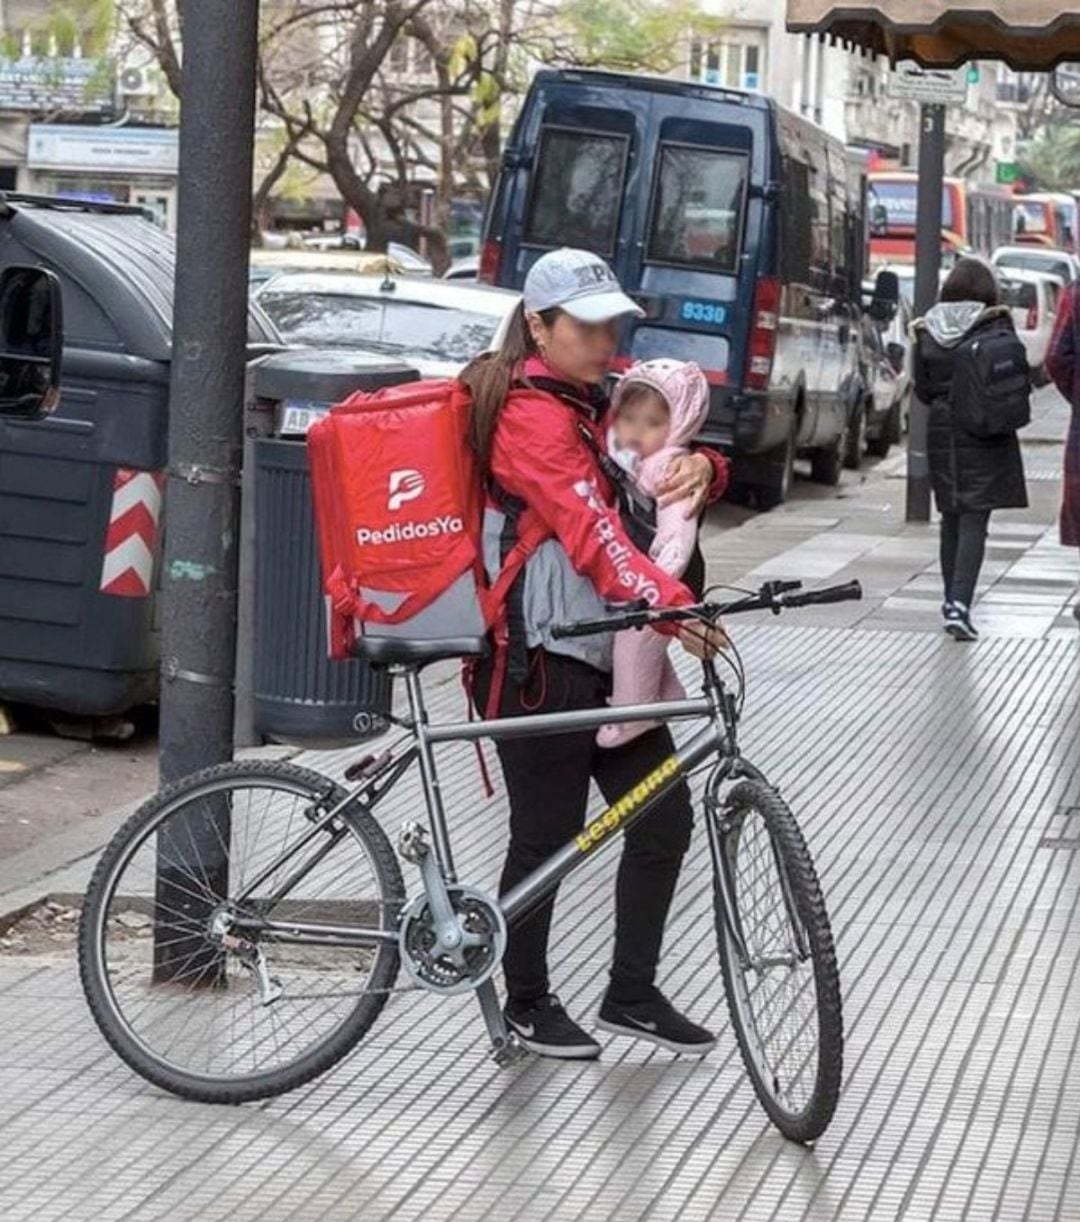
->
[505,993,600,1060]
[597,988,717,1057]
[943,601,978,642]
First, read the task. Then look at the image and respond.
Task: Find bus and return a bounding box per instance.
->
[1013,192,1079,252]
[867,171,1015,267]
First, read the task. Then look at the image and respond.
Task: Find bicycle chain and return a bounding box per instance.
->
[276,980,422,1002]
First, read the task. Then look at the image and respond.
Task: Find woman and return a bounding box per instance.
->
[912,257,1028,641]
[460,247,728,1060]
[1044,280,1080,627]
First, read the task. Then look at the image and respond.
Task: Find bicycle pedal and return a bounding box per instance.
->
[491,1033,530,1068]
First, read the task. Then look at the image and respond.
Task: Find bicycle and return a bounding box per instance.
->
[78,577,860,1144]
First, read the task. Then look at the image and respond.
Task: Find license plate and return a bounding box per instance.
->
[278,400,330,435]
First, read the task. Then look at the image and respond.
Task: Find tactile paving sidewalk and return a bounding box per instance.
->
[0,624,1078,1221]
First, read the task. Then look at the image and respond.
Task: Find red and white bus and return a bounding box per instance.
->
[867,171,1016,267]
[1013,192,1079,253]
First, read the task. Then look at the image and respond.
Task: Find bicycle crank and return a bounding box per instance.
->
[398,885,506,995]
[398,820,506,995]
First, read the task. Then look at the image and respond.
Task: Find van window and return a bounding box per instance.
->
[524,126,629,256]
[647,143,747,273]
[780,157,812,284]
[630,325,729,373]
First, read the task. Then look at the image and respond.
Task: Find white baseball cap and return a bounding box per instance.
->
[523,248,644,323]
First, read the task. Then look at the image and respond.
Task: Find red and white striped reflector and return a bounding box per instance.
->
[99,468,165,597]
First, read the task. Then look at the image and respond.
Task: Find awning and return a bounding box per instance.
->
[786,2,1080,69]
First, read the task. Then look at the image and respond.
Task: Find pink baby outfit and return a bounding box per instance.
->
[597,359,710,749]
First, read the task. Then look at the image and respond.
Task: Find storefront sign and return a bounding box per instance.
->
[27,125,178,176]
[0,57,111,113]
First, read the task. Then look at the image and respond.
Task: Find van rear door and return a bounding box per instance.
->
[486,78,645,288]
[624,101,766,396]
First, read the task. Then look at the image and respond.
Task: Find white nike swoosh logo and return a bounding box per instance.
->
[621,1015,658,1032]
[509,1019,535,1038]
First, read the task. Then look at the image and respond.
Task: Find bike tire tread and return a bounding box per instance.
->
[714,778,843,1143]
[78,759,404,1104]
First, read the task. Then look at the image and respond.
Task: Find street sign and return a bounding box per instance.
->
[888,62,969,104]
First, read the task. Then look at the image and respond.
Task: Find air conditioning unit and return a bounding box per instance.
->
[119,67,155,98]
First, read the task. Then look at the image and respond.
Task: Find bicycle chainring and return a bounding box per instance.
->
[398,886,506,996]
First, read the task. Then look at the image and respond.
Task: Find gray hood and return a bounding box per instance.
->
[919,301,1009,348]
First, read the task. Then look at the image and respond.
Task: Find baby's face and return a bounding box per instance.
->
[613,390,669,458]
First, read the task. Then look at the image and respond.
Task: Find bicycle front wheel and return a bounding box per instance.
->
[79,761,403,1103]
[711,779,843,1143]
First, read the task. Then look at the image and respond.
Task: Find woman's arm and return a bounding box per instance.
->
[490,397,694,614]
[656,448,729,515]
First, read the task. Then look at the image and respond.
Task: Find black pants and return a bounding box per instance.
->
[473,649,693,1005]
[940,510,991,609]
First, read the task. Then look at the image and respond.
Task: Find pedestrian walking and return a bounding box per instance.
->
[912,257,1030,641]
[1044,280,1080,627]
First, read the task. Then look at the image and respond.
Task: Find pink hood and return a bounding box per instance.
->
[612,359,709,449]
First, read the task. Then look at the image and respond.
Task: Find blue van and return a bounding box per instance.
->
[480,69,893,507]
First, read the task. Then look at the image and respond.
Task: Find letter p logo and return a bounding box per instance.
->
[388,468,424,512]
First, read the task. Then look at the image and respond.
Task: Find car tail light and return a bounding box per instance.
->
[746,278,781,391]
[478,239,501,284]
[1026,303,1039,330]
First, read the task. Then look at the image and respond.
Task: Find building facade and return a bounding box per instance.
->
[687,0,1018,186]
[0,0,178,227]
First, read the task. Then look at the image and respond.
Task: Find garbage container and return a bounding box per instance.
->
[250,350,418,747]
[0,195,280,717]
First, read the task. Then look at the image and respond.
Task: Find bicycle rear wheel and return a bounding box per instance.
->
[78,761,403,1103]
[710,779,843,1142]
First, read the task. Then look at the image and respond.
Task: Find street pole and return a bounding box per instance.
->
[907,102,946,524]
[154,0,259,983]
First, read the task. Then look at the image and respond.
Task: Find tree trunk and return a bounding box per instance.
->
[250,139,297,244]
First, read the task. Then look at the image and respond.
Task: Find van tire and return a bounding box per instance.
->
[842,400,866,470]
[810,435,842,486]
[867,403,896,459]
[887,397,904,445]
[754,421,796,510]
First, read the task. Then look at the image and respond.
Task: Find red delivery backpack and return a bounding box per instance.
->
[307,379,548,665]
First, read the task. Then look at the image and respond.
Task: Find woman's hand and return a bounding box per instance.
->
[677,618,729,660]
[656,452,713,518]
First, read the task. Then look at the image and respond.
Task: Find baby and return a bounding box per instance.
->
[598,358,710,749]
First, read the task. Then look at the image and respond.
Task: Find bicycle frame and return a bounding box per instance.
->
[233,656,761,958]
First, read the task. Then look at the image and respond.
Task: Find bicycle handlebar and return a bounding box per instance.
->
[550,579,863,641]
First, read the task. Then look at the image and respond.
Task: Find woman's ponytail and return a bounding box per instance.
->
[460,302,535,468]
[460,301,560,469]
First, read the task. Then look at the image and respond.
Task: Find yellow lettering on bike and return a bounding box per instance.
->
[575,756,681,853]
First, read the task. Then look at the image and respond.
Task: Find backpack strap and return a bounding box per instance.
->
[477,479,551,721]
[573,419,657,522]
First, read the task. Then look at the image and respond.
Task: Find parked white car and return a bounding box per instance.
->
[991,244,1080,288]
[997,267,1065,385]
[255,271,520,379]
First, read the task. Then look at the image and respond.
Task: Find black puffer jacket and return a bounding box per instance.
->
[913,302,1029,514]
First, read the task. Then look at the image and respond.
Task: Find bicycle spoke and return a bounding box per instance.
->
[87,773,396,1088]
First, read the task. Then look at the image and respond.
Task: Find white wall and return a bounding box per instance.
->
[693,0,850,139]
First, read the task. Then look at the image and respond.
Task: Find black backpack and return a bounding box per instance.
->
[950,323,1031,437]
